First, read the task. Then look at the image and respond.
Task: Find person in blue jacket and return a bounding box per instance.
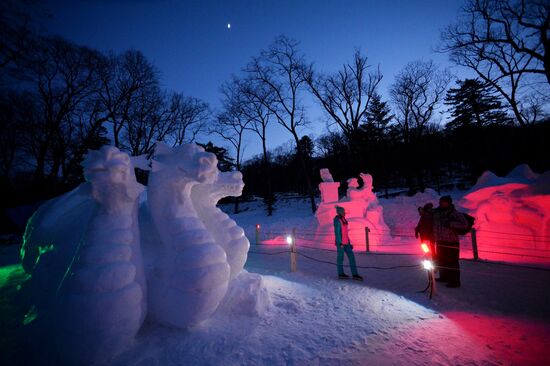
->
[334,206,363,281]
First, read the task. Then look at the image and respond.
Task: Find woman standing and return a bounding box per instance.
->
[334,206,363,281]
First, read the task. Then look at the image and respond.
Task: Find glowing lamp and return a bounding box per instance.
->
[256,224,260,229]
[421,243,430,254]
[422,259,434,271]
[286,235,293,245]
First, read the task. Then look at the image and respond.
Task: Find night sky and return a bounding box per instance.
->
[42,0,468,158]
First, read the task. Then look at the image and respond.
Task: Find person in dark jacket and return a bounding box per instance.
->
[334,206,363,281]
[415,203,435,255]
[432,196,468,288]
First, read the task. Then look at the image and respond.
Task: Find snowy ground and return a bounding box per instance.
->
[1,195,549,365]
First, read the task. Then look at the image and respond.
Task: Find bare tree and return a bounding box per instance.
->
[0,0,41,75]
[390,60,451,142]
[99,50,159,148]
[216,79,252,213]
[17,36,106,186]
[440,0,550,125]
[390,60,451,191]
[124,89,173,156]
[245,35,316,213]
[237,76,275,215]
[305,50,383,139]
[304,50,382,172]
[167,93,210,145]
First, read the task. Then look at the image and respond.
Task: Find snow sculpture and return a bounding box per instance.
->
[320,168,334,182]
[319,168,340,204]
[146,143,231,328]
[315,169,391,249]
[20,146,146,364]
[18,142,255,364]
[191,170,250,280]
[460,164,550,264]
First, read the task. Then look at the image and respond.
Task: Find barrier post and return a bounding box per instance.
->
[365,226,370,254]
[290,228,297,272]
[471,228,479,260]
[255,224,260,245]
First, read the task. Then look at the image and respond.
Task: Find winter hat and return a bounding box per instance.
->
[439,195,453,204]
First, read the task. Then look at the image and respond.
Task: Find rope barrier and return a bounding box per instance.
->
[476,229,550,239]
[254,225,550,258]
[248,244,550,278]
[248,250,292,256]
[476,249,550,260]
[295,250,420,270]
[257,238,550,258]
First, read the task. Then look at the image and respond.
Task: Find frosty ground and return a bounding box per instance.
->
[1,195,549,366]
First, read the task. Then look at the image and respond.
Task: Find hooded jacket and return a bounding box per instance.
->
[432,205,468,243]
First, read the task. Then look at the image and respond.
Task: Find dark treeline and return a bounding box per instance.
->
[1,0,549,228]
[0,1,210,215]
[242,119,550,201]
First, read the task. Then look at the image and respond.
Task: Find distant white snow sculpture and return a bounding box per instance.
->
[315,169,391,249]
[19,142,254,364]
[20,146,146,364]
[320,168,334,182]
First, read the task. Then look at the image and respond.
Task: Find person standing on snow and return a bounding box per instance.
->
[432,196,468,288]
[415,203,435,256]
[334,206,363,281]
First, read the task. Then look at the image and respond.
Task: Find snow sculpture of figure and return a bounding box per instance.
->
[320,168,334,182]
[346,174,376,204]
[319,168,340,204]
[346,178,360,200]
[359,173,377,204]
[316,170,390,249]
[191,170,250,280]
[146,143,231,328]
[20,146,146,364]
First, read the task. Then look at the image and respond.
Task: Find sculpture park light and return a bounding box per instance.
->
[421,243,430,254]
[420,242,436,299]
[286,235,293,245]
[422,259,434,271]
[421,242,434,270]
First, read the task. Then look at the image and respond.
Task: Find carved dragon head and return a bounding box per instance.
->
[83,146,143,210]
[152,143,219,185]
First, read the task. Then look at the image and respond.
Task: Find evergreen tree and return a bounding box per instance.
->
[444,78,511,130]
[298,135,314,160]
[197,141,235,172]
[361,93,393,138]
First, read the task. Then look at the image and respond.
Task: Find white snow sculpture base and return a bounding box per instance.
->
[216,271,271,317]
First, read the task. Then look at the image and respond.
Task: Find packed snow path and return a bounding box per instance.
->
[1,243,548,366]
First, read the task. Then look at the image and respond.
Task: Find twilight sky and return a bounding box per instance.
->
[42,0,468,159]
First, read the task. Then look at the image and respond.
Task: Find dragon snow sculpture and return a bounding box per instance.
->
[19,143,251,365]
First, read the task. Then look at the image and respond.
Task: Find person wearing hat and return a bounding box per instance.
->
[432,195,468,288]
[334,206,363,281]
